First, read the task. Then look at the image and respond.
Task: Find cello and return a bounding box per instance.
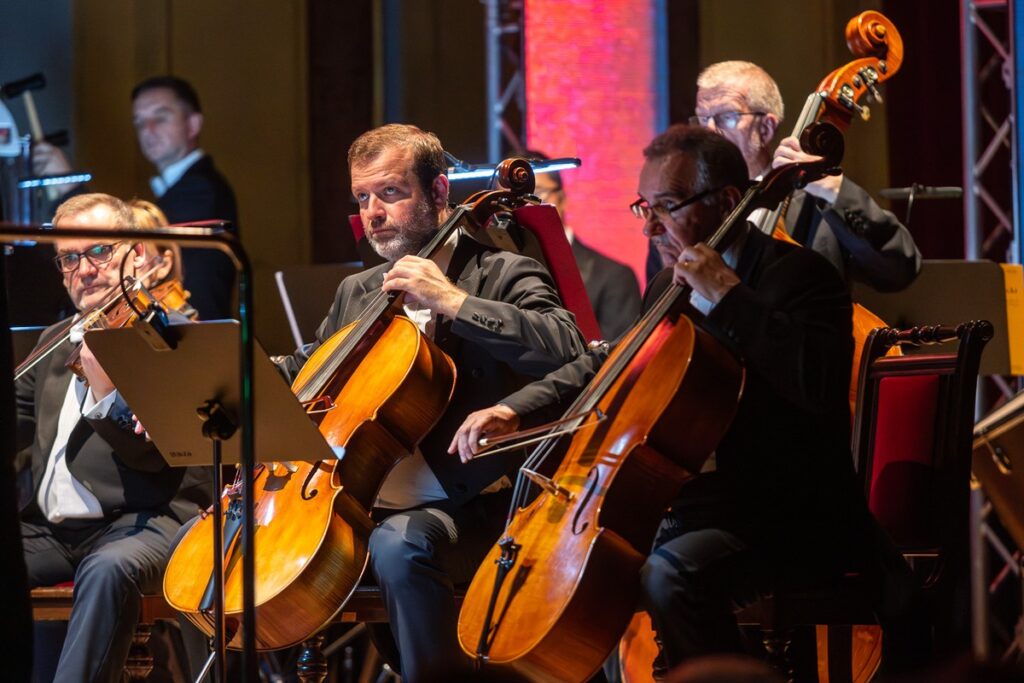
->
[163,159,546,650]
[456,124,846,682]
[616,12,904,682]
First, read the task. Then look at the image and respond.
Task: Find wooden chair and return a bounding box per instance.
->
[737,320,993,682]
[30,585,179,682]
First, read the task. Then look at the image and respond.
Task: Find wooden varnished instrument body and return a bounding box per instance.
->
[458,312,744,682]
[164,315,455,650]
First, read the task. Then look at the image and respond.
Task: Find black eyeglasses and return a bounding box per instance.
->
[630,187,724,222]
[688,111,765,130]
[54,242,124,273]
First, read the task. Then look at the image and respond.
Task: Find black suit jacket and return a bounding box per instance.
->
[505,228,874,577]
[785,177,920,292]
[16,323,209,524]
[156,154,239,320]
[571,238,641,341]
[645,177,921,293]
[279,236,586,509]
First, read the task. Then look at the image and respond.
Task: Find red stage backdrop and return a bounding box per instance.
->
[525,0,665,288]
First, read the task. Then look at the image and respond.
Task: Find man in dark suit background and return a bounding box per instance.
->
[18,193,209,683]
[454,126,907,677]
[277,124,586,682]
[132,75,238,320]
[527,150,642,340]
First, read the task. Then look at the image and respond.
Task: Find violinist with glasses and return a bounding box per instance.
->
[16,193,208,683]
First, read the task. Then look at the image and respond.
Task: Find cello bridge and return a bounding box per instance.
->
[302,395,337,414]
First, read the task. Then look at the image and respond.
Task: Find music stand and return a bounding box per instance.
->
[851,259,1022,376]
[85,321,336,682]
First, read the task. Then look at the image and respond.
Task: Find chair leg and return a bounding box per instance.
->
[297,634,328,683]
[123,623,155,682]
[762,627,796,683]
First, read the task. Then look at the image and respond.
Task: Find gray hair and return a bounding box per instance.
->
[52,193,136,228]
[697,61,784,121]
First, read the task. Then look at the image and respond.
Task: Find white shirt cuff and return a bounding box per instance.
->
[82,385,119,419]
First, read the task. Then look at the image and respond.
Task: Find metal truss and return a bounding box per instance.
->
[483,0,526,162]
[963,0,1024,667]
[971,481,1024,664]
[962,0,1020,264]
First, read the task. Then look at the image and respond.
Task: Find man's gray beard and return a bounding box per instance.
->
[367,202,439,262]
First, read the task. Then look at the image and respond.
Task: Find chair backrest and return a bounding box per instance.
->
[275,263,364,348]
[851,321,992,587]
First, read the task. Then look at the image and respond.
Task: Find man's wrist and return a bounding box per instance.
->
[442,289,469,318]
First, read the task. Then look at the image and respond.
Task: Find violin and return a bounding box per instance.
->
[456,128,845,682]
[163,159,546,650]
[14,254,195,382]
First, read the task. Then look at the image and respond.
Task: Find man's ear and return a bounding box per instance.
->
[759,114,780,144]
[431,174,450,210]
[131,242,148,268]
[186,111,204,144]
[719,185,743,215]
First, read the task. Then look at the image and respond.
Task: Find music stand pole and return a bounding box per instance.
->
[196,400,238,683]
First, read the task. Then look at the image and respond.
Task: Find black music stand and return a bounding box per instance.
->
[852,259,1021,376]
[85,321,337,683]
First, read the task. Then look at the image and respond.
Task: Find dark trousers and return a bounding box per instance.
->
[639,525,765,672]
[367,493,509,683]
[22,511,180,683]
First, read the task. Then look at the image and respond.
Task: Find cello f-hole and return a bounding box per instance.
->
[300,463,322,500]
[572,466,600,535]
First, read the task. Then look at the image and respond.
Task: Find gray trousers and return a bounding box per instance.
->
[22,511,180,683]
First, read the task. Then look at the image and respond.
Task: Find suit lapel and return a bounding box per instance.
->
[36,342,75,458]
[434,237,484,356]
[734,228,771,286]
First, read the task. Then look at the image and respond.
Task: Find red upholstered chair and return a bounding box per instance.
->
[851,321,993,620]
[736,320,993,683]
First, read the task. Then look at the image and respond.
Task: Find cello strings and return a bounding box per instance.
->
[500,182,765,528]
[294,207,470,403]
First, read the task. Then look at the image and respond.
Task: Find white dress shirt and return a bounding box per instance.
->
[149,148,204,198]
[37,379,119,523]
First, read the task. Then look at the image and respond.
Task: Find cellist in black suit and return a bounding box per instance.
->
[454,126,910,677]
[274,124,586,682]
